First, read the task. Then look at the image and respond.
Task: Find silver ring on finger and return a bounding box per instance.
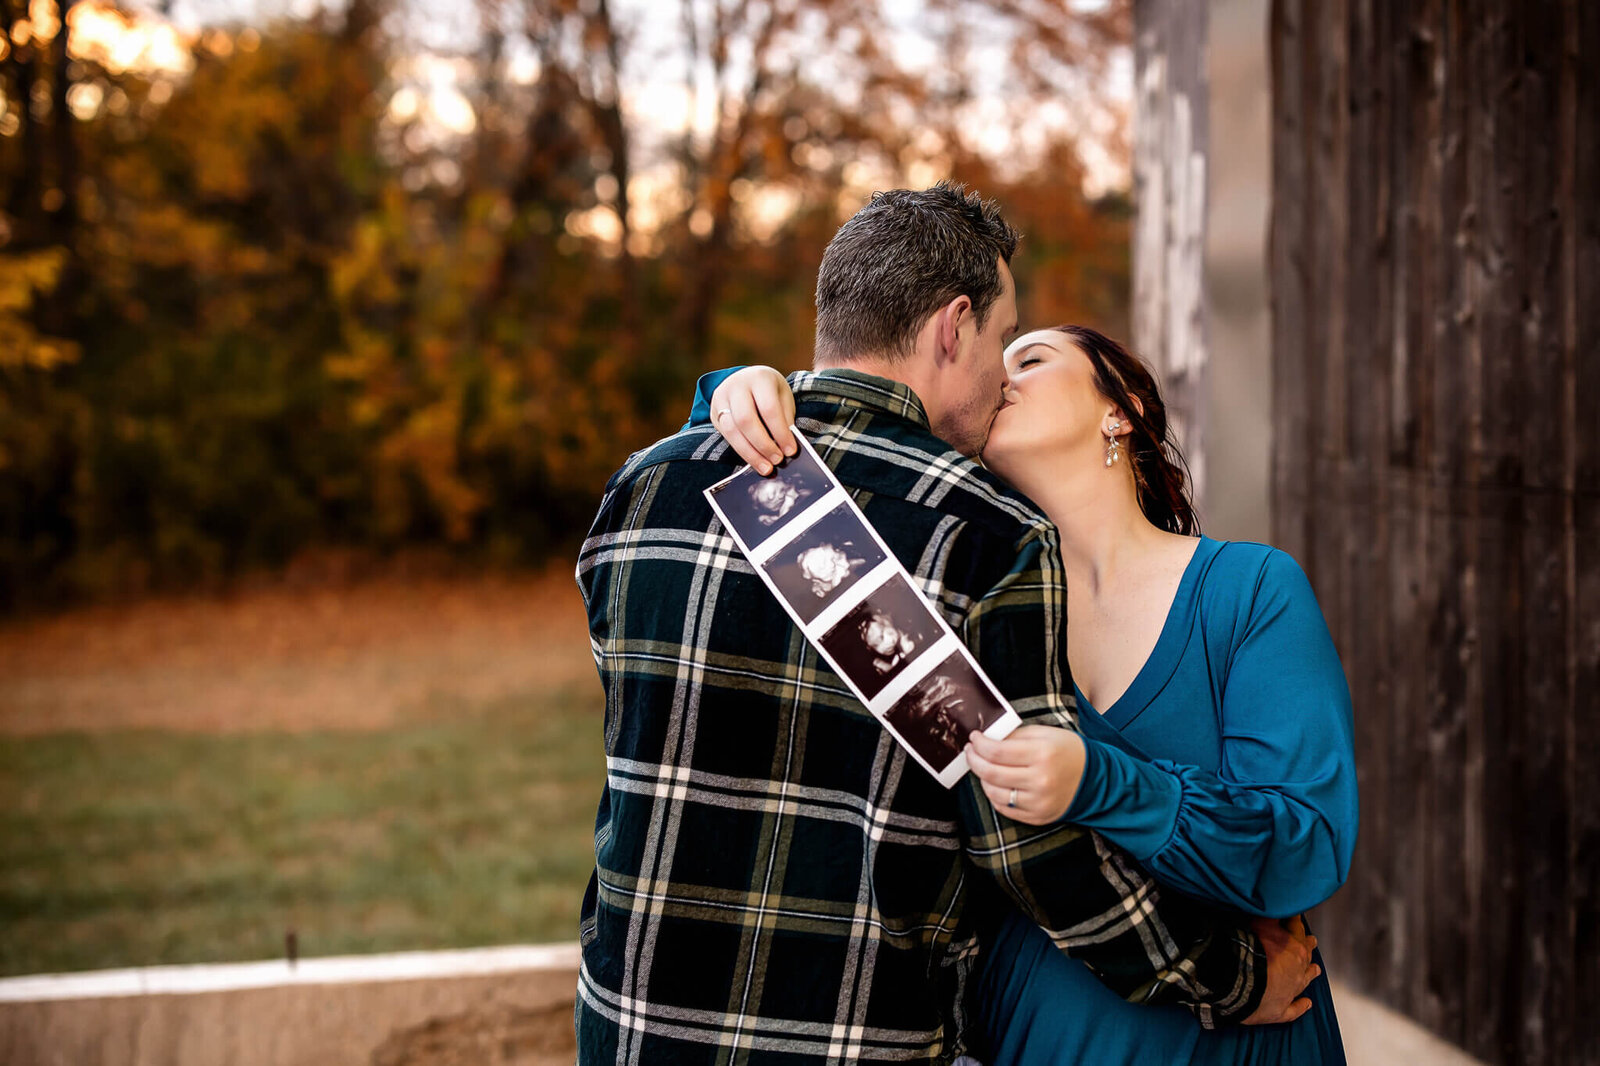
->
[1007,787,1017,808]
[716,408,733,422]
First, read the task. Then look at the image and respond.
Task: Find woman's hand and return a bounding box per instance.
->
[709,366,798,475]
[965,725,1087,825]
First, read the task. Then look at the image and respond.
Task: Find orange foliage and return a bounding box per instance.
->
[0,0,1131,607]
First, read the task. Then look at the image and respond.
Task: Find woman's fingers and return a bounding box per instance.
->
[967,738,1061,825]
[975,777,1050,825]
[977,778,1013,811]
[729,385,780,464]
[710,369,792,467]
[967,726,1085,825]
[706,365,797,475]
[716,410,774,474]
[711,385,775,472]
[750,378,797,458]
[732,385,784,468]
[967,727,1046,767]
[964,743,1032,788]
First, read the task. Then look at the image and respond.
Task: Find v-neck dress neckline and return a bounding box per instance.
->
[1073,536,1221,732]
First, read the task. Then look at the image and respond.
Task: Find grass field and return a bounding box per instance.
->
[0,571,605,978]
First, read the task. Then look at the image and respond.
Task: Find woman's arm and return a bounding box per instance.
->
[952,531,1320,1027]
[968,549,1358,917]
[684,365,797,475]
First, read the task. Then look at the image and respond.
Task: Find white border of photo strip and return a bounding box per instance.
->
[705,429,1021,787]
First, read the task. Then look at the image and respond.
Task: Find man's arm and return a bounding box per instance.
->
[956,524,1266,1027]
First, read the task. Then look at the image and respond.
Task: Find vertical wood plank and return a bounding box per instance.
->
[1269,0,1309,567]
[1566,7,1600,1059]
[1507,4,1571,1060]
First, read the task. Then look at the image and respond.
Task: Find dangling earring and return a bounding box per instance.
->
[1104,419,1123,467]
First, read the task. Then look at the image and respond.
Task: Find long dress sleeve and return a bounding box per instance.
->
[1064,548,1358,917]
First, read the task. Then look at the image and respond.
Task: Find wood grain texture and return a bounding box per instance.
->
[1268,1,1599,1061]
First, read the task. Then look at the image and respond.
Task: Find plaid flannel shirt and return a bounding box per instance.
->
[574,370,1265,1064]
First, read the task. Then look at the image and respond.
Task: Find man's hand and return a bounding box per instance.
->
[1242,915,1320,1025]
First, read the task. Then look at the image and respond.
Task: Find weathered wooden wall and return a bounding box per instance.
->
[1269,1,1599,1062]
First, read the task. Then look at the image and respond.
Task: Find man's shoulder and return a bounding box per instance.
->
[797,411,1051,545]
[594,426,744,509]
[613,426,732,481]
[594,409,1055,564]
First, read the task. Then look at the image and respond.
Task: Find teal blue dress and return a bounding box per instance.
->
[687,372,1358,1062]
[974,536,1356,1065]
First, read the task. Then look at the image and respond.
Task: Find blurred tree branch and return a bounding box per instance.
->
[0,0,1133,609]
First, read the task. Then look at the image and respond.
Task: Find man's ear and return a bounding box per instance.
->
[934,295,973,364]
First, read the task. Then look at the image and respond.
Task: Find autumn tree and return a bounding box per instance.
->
[0,0,1133,609]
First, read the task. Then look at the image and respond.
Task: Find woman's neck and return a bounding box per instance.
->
[1018,463,1162,595]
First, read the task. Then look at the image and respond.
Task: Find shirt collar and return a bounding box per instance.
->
[788,368,931,430]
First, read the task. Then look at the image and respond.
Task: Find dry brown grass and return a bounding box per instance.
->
[0,568,594,736]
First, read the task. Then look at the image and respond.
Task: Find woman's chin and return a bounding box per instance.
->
[978,441,1011,479]
[981,409,1017,467]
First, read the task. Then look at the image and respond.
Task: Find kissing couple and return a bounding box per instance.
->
[576,182,1357,1065]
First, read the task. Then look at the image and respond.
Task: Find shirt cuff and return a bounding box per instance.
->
[1061,738,1184,861]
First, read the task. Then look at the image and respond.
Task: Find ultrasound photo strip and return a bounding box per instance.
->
[705,429,1021,788]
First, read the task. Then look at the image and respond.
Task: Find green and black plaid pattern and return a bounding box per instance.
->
[574,370,1265,1064]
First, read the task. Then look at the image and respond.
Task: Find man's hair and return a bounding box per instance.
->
[813,182,1020,365]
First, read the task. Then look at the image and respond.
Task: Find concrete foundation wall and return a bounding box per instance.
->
[1,951,579,1066]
